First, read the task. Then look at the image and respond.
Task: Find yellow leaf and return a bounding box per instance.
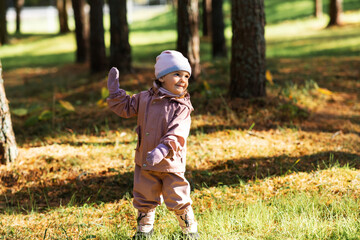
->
[266,70,274,85]
[97,99,107,108]
[101,87,109,99]
[59,100,75,111]
[317,88,333,95]
[203,80,210,91]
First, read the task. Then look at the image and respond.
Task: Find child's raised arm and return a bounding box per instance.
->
[107,67,120,97]
[106,67,139,118]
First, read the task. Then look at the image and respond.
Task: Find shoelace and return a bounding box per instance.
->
[180,214,190,227]
[137,213,147,224]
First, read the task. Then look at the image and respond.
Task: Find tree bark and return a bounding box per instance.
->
[229,0,266,99]
[57,0,70,33]
[72,0,89,63]
[202,0,212,37]
[314,0,322,18]
[89,0,107,73]
[177,0,201,81]
[212,0,227,58]
[0,0,8,45]
[0,61,18,164]
[328,0,342,27]
[14,0,24,34]
[109,0,132,72]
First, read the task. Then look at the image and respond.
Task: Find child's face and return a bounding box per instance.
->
[159,70,190,95]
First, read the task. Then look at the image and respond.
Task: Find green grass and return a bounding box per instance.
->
[2,167,360,239]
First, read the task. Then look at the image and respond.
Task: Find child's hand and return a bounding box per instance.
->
[107,67,120,94]
[146,144,169,166]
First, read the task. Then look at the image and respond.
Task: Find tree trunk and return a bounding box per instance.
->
[229,0,266,99]
[212,0,227,58]
[109,0,132,72]
[0,0,8,45]
[14,0,24,34]
[177,0,201,81]
[202,0,212,37]
[57,0,70,33]
[0,61,18,164]
[314,0,322,18]
[72,0,89,63]
[328,0,342,27]
[89,0,107,73]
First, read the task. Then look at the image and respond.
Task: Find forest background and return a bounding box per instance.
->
[0,0,360,239]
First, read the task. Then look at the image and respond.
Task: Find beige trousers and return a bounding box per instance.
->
[133,164,193,215]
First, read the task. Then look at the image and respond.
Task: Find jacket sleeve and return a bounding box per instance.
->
[107,89,139,118]
[160,105,191,159]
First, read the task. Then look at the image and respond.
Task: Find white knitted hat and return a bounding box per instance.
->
[154,50,192,79]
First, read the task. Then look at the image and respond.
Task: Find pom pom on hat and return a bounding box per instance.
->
[154,50,192,79]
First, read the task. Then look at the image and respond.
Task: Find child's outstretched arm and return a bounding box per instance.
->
[106,67,139,118]
[107,67,120,97]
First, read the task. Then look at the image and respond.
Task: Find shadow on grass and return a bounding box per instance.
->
[1,150,359,214]
[189,112,360,137]
[265,0,314,24]
[265,0,360,24]
[188,151,360,189]
[267,30,360,58]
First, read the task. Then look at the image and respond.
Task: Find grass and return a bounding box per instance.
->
[1,1,360,239]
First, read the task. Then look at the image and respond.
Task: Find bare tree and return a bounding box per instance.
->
[177,0,201,81]
[212,0,227,58]
[0,61,18,164]
[229,0,266,99]
[14,0,24,34]
[328,0,343,27]
[89,0,107,73]
[72,0,89,63]
[314,0,322,18]
[109,0,132,72]
[202,0,212,37]
[0,0,8,45]
[57,0,70,33]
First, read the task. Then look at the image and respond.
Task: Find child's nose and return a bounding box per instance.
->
[180,76,188,82]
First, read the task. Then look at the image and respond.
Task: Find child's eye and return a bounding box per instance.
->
[174,73,180,76]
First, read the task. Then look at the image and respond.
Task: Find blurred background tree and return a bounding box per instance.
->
[328,0,343,26]
[202,0,211,37]
[88,0,107,73]
[314,0,323,18]
[0,60,18,164]
[0,0,8,45]
[13,0,24,33]
[109,0,132,73]
[211,0,227,59]
[177,0,201,82]
[57,0,70,33]
[72,0,89,63]
[229,0,266,99]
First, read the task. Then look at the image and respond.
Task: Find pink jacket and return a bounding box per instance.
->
[107,84,194,172]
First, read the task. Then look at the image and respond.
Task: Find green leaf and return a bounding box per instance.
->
[12,108,28,117]
[59,100,75,112]
[38,110,53,121]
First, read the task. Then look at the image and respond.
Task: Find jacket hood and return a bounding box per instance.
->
[151,81,194,112]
